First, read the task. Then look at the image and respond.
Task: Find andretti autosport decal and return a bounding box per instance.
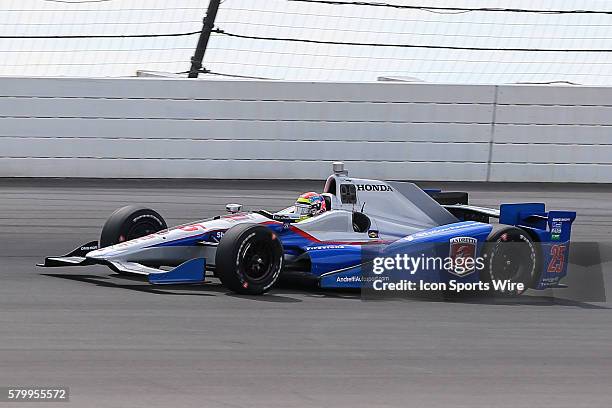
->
[448,236,477,277]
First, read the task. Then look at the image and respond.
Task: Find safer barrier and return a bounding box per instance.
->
[0,77,610,182]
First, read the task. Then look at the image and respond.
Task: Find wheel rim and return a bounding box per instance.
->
[238,238,278,282]
[491,240,532,283]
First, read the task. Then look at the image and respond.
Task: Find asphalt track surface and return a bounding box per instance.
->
[1,179,611,408]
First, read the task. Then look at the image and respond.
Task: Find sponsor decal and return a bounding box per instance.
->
[541,276,561,284]
[307,245,346,251]
[133,214,162,224]
[356,184,393,192]
[550,219,563,241]
[551,217,572,222]
[409,223,477,240]
[368,230,379,238]
[179,223,207,232]
[210,231,225,242]
[448,236,477,277]
[80,245,98,251]
[336,275,384,283]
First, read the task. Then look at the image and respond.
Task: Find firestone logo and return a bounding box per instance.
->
[307,245,346,251]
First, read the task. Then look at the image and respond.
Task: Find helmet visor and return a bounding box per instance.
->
[294,203,312,217]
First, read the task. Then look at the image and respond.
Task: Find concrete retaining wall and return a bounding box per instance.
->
[1,77,609,182]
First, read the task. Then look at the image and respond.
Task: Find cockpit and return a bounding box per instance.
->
[272,191,333,223]
[266,162,458,240]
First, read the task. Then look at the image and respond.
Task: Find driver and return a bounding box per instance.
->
[294,192,327,221]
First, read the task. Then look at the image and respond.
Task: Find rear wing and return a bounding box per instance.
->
[445,202,575,235]
[496,203,575,239]
[444,204,500,221]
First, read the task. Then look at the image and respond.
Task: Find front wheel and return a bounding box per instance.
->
[215,224,283,295]
[100,205,167,248]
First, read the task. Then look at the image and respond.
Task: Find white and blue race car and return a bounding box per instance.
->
[39,163,576,296]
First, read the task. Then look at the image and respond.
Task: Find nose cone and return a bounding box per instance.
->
[85,231,168,261]
[86,242,132,260]
[85,248,106,259]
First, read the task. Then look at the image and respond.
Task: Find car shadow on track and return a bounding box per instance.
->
[41,272,607,308]
[443,294,610,309]
[42,272,358,303]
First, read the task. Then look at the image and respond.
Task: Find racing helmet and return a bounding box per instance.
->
[294,192,327,221]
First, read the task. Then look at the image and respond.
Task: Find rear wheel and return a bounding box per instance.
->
[481,225,540,296]
[100,205,167,248]
[215,224,283,295]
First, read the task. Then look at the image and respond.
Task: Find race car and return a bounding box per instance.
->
[39,162,576,296]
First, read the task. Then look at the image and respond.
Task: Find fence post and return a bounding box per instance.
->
[188,0,222,78]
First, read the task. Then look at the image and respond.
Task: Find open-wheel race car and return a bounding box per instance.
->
[39,162,576,296]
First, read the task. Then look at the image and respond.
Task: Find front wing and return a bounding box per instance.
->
[38,240,206,285]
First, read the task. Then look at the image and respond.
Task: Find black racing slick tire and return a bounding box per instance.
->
[99,205,167,248]
[215,223,283,295]
[481,225,541,297]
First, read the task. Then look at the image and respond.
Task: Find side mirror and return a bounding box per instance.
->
[226,203,242,214]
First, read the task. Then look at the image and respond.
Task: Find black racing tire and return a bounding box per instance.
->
[481,225,541,297]
[215,223,283,295]
[100,205,167,248]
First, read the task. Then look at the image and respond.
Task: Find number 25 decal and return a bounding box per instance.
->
[547,244,567,273]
